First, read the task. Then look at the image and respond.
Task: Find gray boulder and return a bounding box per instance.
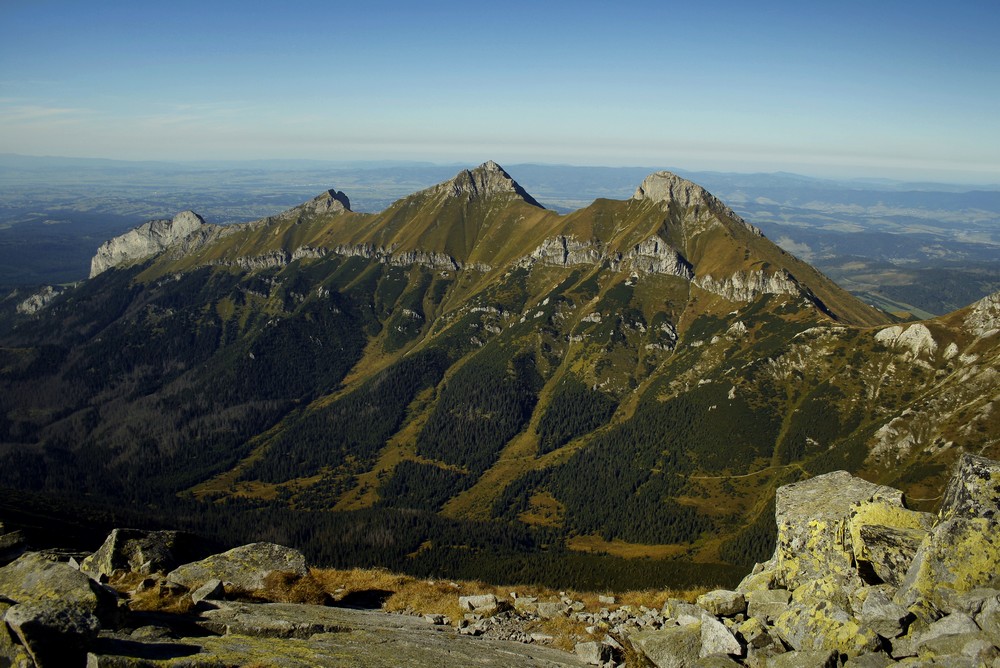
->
[745,588,790,623]
[190,578,226,605]
[700,613,742,658]
[630,623,702,668]
[0,551,117,622]
[166,542,308,593]
[4,600,100,668]
[80,528,208,578]
[859,585,911,639]
[696,590,746,617]
[535,601,571,619]
[459,593,500,614]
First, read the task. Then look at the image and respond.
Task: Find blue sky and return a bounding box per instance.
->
[1,1,998,182]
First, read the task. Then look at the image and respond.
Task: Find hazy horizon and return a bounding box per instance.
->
[2,1,999,184]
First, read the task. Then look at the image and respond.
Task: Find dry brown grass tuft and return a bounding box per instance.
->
[257,570,330,605]
[127,581,196,615]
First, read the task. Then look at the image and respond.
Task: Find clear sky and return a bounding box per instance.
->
[2,0,999,182]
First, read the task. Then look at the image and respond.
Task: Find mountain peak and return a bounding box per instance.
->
[632,171,715,209]
[633,170,759,234]
[304,188,351,214]
[442,161,543,208]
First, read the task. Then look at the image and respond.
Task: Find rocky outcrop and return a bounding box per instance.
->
[874,323,938,358]
[965,291,1000,338]
[520,235,693,279]
[623,455,1000,666]
[632,171,761,236]
[0,552,119,666]
[15,285,67,315]
[89,211,207,278]
[694,269,802,302]
[79,528,210,579]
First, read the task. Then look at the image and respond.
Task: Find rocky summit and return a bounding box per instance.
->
[1,454,998,666]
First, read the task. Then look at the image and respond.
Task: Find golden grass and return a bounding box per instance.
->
[566,535,688,560]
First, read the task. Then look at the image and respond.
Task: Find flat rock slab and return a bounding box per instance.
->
[88,601,589,667]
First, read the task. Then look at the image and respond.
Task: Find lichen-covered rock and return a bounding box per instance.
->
[773,601,880,657]
[4,600,100,668]
[745,588,790,623]
[848,498,935,586]
[696,590,746,617]
[166,542,307,593]
[0,552,117,620]
[772,470,901,590]
[80,528,209,578]
[630,624,702,668]
[939,453,1000,521]
[895,517,1000,618]
[0,600,33,668]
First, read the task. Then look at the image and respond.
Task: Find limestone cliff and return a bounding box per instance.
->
[89,211,207,278]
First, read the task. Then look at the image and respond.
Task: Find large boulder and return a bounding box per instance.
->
[0,552,117,620]
[630,624,702,668]
[848,498,935,586]
[772,471,900,590]
[894,516,1000,618]
[773,601,880,657]
[80,528,210,578]
[166,542,308,593]
[4,600,100,668]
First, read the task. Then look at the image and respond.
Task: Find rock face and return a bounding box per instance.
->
[89,210,207,277]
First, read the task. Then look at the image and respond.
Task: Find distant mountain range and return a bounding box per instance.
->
[2,154,998,316]
[1,162,997,589]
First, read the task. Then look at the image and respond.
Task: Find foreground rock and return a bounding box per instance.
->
[89,601,588,667]
[622,453,1000,667]
[3,454,998,667]
[80,528,210,579]
[166,541,308,593]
